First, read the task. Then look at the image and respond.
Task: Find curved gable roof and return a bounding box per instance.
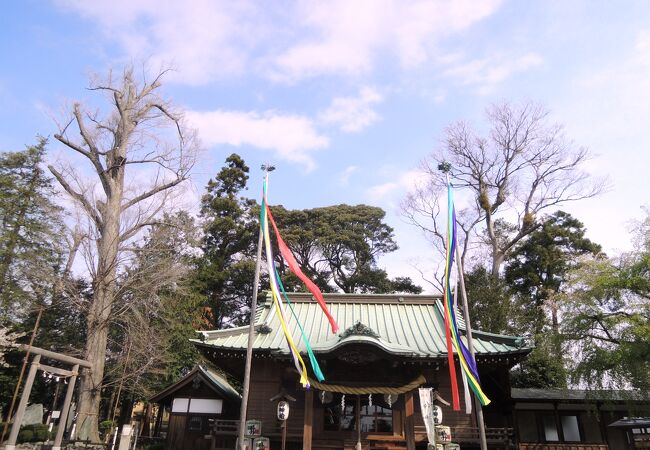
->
[193,293,530,359]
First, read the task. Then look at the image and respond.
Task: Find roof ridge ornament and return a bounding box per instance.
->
[255,324,273,334]
[339,321,380,339]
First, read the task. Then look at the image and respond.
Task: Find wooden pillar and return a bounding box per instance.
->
[52,363,79,450]
[596,402,608,445]
[404,391,415,450]
[47,382,62,425]
[142,403,152,437]
[303,389,314,450]
[153,405,164,437]
[356,395,361,448]
[5,354,41,450]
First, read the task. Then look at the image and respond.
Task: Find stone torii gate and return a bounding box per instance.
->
[4,345,92,450]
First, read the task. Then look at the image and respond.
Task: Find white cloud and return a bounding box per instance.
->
[443,52,543,94]
[185,109,328,171]
[55,0,258,85]
[338,165,358,186]
[269,0,503,82]
[57,0,503,84]
[319,87,383,133]
[365,169,428,202]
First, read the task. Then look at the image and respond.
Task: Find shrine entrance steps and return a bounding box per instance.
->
[312,437,408,450]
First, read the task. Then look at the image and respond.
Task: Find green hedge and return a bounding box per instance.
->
[17,429,34,442]
[141,443,165,450]
[99,419,116,438]
[13,423,56,443]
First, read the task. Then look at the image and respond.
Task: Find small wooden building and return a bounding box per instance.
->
[193,293,531,450]
[512,388,650,450]
[149,365,241,450]
[608,419,650,449]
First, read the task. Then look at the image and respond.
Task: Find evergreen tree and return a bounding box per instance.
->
[0,138,64,319]
[464,265,512,334]
[505,211,601,342]
[503,211,601,388]
[271,204,421,294]
[0,138,68,420]
[196,154,259,328]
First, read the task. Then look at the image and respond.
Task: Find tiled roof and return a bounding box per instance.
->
[511,388,649,402]
[193,293,530,359]
[149,365,241,403]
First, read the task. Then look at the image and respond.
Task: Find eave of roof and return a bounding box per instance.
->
[511,388,650,403]
[194,292,531,359]
[608,417,650,428]
[149,365,241,404]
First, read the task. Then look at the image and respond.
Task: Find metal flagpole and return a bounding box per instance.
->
[237,165,274,450]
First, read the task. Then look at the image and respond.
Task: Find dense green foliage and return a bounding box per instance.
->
[464,265,513,335]
[561,212,650,391]
[505,211,601,340]
[270,204,422,294]
[0,138,64,320]
[502,212,601,388]
[0,139,69,416]
[195,154,259,328]
[510,344,568,389]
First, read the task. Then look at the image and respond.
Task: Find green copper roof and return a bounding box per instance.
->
[193,293,529,359]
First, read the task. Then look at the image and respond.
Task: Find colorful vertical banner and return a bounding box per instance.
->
[442,182,491,408]
[259,176,336,386]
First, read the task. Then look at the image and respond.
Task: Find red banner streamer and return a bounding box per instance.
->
[265,204,339,334]
[443,299,461,410]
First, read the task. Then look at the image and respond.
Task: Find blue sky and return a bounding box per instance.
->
[2,0,650,290]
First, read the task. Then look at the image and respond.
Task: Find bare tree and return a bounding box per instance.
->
[49,67,198,441]
[403,101,605,279]
[402,165,484,290]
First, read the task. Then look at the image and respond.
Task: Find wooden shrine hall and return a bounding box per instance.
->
[192,293,531,450]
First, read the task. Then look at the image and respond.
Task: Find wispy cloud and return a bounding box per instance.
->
[319,87,383,133]
[443,52,543,94]
[269,0,503,82]
[55,0,259,85]
[56,0,503,84]
[365,169,428,202]
[338,165,358,186]
[185,109,328,171]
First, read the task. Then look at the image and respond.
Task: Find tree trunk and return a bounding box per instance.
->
[550,299,561,356]
[76,177,123,441]
[491,251,505,279]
